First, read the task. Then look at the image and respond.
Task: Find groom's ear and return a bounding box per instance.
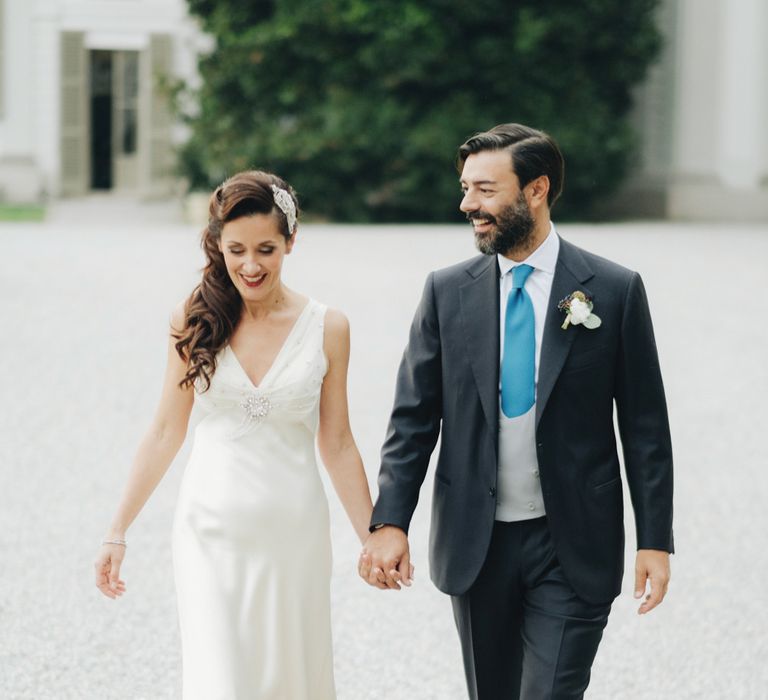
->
[526,175,550,210]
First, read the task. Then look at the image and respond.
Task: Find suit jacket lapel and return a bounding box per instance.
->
[536,237,595,428]
[459,256,500,448]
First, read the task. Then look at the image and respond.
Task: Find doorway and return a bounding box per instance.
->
[89,49,140,191]
[90,50,112,189]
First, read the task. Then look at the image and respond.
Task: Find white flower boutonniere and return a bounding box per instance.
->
[558,291,602,330]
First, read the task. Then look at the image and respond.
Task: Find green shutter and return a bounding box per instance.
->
[60,32,88,196]
[141,34,174,195]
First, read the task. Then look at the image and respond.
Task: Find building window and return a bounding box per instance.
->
[120,51,139,155]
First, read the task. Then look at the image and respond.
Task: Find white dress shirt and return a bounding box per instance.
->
[495,224,560,521]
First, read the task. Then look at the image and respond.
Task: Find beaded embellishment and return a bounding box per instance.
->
[270,185,297,233]
[240,393,272,423]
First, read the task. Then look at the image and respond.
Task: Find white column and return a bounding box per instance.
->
[671,0,722,182]
[667,0,768,219]
[1,0,36,155]
[717,0,768,190]
[0,0,49,200]
[34,0,62,197]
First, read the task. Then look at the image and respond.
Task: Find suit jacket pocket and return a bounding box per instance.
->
[562,344,611,373]
[592,476,621,492]
[435,472,452,487]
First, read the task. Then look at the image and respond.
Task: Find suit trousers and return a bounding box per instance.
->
[451,517,611,700]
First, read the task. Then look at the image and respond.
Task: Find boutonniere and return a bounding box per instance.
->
[558,291,602,330]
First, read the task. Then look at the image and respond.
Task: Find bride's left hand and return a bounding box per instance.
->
[358,551,415,589]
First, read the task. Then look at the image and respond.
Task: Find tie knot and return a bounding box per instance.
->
[511,264,534,289]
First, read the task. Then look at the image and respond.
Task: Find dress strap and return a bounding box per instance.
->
[305,299,327,342]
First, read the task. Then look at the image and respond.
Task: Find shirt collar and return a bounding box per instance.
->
[497,222,559,277]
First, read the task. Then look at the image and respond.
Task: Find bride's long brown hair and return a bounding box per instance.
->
[174,170,299,391]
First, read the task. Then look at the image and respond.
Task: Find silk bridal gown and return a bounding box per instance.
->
[172,299,336,699]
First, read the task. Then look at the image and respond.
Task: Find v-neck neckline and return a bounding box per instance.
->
[227,300,313,390]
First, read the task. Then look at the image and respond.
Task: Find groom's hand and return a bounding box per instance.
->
[634,549,670,614]
[358,526,412,591]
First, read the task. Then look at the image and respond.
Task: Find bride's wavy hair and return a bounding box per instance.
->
[174,170,299,392]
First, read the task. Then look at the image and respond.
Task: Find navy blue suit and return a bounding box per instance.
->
[372,237,673,698]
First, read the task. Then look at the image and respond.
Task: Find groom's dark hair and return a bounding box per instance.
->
[458,123,565,208]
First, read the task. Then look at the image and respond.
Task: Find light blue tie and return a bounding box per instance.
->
[501,264,535,418]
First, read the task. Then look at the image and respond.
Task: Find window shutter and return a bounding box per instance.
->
[141,34,174,196]
[60,32,88,196]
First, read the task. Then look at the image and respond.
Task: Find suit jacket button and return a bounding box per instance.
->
[489,487,496,498]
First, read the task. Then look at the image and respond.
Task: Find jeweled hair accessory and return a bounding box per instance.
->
[270,184,297,233]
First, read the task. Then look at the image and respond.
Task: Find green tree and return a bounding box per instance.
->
[181,0,661,221]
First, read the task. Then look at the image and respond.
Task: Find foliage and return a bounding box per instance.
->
[180,0,662,221]
[0,204,46,222]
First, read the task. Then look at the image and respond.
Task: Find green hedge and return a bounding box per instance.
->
[181,0,661,221]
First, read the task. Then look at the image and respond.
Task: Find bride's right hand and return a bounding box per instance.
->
[94,544,127,599]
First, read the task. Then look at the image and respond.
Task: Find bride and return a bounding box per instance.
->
[93,171,381,699]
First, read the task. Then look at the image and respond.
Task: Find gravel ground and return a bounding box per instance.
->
[1,199,767,699]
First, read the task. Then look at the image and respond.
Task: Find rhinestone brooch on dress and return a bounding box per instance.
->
[240,393,271,422]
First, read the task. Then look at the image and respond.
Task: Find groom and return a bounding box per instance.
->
[359,123,673,699]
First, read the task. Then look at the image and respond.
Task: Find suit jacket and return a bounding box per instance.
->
[371,236,674,605]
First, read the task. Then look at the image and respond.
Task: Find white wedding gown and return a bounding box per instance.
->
[172,299,336,699]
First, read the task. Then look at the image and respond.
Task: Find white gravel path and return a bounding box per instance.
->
[1,200,766,699]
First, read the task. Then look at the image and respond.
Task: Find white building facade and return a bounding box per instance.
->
[0,0,766,220]
[621,0,768,220]
[0,0,203,201]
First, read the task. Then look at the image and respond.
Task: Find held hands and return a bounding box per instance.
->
[94,542,127,599]
[634,549,670,614]
[358,526,414,590]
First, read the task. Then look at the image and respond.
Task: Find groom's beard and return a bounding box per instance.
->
[470,192,536,256]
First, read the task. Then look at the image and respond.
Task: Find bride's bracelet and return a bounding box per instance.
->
[102,538,127,548]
